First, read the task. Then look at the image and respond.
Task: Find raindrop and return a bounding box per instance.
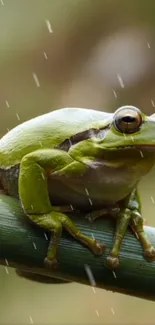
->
[44,232,48,240]
[43,52,48,59]
[84,264,96,287]
[111,307,115,315]
[5,267,9,274]
[85,188,89,196]
[33,242,37,250]
[16,113,20,121]
[95,309,99,317]
[117,74,124,88]
[29,316,34,324]
[6,100,9,107]
[32,73,40,87]
[112,271,117,278]
[45,20,53,33]
[113,90,117,98]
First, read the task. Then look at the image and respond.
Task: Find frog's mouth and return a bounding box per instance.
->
[110,144,155,151]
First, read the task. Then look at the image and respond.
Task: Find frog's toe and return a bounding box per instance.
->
[44,257,58,269]
[92,240,106,255]
[144,246,155,261]
[106,255,120,269]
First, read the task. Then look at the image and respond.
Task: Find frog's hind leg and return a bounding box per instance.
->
[19,148,105,268]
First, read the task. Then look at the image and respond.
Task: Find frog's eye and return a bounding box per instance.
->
[113,106,143,134]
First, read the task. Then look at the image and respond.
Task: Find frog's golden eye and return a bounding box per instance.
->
[113,106,143,134]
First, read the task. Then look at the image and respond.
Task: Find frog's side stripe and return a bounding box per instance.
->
[57,127,109,151]
[0,127,109,196]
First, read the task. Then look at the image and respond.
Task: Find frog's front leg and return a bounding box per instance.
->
[19,148,105,268]
[106,188,155,269]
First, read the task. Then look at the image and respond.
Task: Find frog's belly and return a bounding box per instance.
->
[48,164,138,209]
[0,164,138,211]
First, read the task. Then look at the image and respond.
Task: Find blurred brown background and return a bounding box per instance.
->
[1,0,155,324]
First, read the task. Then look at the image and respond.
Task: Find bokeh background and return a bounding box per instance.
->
[1,0,155,324]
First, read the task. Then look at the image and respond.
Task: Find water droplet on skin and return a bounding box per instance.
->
[45,19,53,33]
[84,264,96,287]
[32,73,40,87]
[117,73,124,88]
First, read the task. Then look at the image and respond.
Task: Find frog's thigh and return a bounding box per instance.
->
[18,148,87,214]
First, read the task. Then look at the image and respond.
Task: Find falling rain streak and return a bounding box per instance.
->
[5,258,9,266]
[139,150,144,158]
[151,196,155,204]
[84,264,96,287]
[5,267,9,274]
[16,113,20,121]
[111,307,115,315]
[46,20,53,33]
[44,232,48,240]
[29,316,34,324]
[151,99,155,107]
[112,271,117,278]
[113,90,117,98]
[95,309,99,317]
[32,73,40,87]
[33,242,37,250]
[6,100,9,107]
[117,74,124,88]
[43,52,48,59]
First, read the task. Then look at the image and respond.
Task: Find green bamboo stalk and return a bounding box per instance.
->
[0,194,155,301]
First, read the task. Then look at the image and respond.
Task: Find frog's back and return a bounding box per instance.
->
[0,107,111,168]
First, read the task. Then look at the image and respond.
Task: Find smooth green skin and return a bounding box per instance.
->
[1,106,155,270]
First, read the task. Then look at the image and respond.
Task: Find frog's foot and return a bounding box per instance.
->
[91,240,106,255]
[106,254,120,270]
[44,257,58,269]
[144,246,155,261]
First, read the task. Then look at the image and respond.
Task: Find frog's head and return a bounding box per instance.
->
[100,105,155,152]
[92,105,155,172]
